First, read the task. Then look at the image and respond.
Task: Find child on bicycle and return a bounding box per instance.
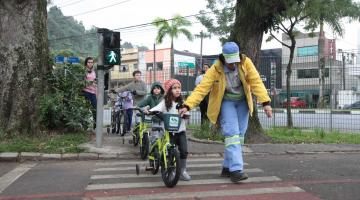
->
[149,79,191,181]
[138,82,164,114]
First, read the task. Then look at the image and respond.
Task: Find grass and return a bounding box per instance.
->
[266,127,360,144]
[190,124,360,144]
[0,132,92,153]
[191,122,224,142]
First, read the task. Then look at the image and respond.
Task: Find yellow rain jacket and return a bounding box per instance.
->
[184,54,271,124]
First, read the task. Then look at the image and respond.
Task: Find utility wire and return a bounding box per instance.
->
[58,0,86,8]
[49,12,208,41]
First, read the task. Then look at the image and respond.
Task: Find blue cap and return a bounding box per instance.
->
[222,42,240,63]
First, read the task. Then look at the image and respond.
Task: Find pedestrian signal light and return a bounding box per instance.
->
[103,31,121,66]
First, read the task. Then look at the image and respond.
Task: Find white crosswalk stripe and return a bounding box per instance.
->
[86,157,305,199]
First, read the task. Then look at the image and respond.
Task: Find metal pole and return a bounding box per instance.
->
[153,43,156,82]
[342,53,346,90]
[96,29,105,148]
[329,56,333,132]
[199,30,203,71]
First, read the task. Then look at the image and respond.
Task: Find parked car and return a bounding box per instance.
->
[343,101,360,109]
[282,97,307,108]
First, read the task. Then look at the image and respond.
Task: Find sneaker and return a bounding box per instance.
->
[230,171,248,183]
[220,167,230,177]
[180,170,191,181]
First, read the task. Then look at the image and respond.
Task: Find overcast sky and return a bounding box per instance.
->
[51,0,360,55]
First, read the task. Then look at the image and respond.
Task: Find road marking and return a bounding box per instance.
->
[90,186,303,200]
[91,168,263,179]
[0,163,36,193]
[94,163,248,172]
[95,158,228,166]
[86,176,281,190]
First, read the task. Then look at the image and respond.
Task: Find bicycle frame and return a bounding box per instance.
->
[149,129,174,169]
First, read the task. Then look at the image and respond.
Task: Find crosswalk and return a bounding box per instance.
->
[85,157,320,200]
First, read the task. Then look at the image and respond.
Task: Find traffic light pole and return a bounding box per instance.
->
[95,29,106,148]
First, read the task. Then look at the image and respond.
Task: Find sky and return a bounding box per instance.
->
[50,0,360,55]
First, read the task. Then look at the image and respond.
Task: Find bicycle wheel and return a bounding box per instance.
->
[161,147,180,188]
[140,131,149,160]
[149,146,160,175]
[132,124,139,146]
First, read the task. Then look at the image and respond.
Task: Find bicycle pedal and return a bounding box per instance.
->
[145,166,154,171]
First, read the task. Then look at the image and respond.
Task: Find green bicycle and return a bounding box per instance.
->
[131,108,151,160]
[136,111,185,188]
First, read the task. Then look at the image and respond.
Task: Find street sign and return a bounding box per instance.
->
[67,57,80,64]
[55,55,64,63]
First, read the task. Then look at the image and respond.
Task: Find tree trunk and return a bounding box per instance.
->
[318,20,326,108]
[229,0,275,143]
[286,39,296,128]
[0,0,49,135]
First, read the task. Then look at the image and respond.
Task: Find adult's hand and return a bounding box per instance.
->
[179,107,189,117]
[264,105,272,118]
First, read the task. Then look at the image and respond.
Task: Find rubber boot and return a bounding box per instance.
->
[180,159,191,181]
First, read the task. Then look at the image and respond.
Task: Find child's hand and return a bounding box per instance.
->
[179,107,188,117]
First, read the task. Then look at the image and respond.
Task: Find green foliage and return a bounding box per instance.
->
[266,127,360,144]
[39,63,92,130]
[0,132,90,153]
[47,6,98,57]
[152,14,193,44]
[192,121,224,142]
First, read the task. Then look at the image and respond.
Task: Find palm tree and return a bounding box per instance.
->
[152,14,193,78]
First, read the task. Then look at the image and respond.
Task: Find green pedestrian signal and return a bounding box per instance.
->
[103,31,121,66]
[105,49,120,65]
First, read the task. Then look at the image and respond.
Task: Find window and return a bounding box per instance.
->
[133,63,138,69]
[297,68,329,79]
[156,62,163,70]
[297,46,318,57]
[120,64,128,72]
[146,63,153,71]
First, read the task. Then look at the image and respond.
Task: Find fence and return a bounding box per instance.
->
[109,52,360,133]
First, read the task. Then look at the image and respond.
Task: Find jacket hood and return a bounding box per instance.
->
[151,82,164,95]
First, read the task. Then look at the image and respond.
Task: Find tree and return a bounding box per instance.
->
[0,0,50,135]
[152,14,193,78]
[47,6,98,57]
[198,0,287,142]
[266,0,360,126]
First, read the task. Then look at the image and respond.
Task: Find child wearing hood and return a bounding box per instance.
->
[137,82,165,111]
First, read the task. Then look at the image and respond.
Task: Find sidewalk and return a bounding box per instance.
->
[1,130,360,162]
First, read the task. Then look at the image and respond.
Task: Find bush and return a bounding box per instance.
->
[192,121,224,142]
[39,63,92,131]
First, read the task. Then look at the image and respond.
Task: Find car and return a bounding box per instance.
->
[282,97,307,108]
[343,101,360,109]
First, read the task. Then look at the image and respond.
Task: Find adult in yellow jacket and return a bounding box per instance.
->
[179,42,272,183]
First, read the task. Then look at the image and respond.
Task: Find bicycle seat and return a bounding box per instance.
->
[151,127,163,132]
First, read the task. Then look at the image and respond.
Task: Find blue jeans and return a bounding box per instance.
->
[83,91,97,129]
[124,109,133,132]
[219,99,249,172]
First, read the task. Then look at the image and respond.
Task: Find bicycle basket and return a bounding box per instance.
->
[163,114,181,132]
[144,115,153,123]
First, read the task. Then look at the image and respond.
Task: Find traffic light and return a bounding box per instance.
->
[103,31,121,66]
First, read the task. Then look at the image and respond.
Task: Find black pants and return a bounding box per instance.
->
[199,96,208,124]
[171,131,188,159]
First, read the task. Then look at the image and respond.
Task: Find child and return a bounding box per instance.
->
[120,91,133,136]
[138,82,164,113]
[149,79,191,181]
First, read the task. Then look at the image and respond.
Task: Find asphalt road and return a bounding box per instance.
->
[0,153,359,200]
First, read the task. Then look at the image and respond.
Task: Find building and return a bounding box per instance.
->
[280,31,344,108]
[110,48,139,88]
